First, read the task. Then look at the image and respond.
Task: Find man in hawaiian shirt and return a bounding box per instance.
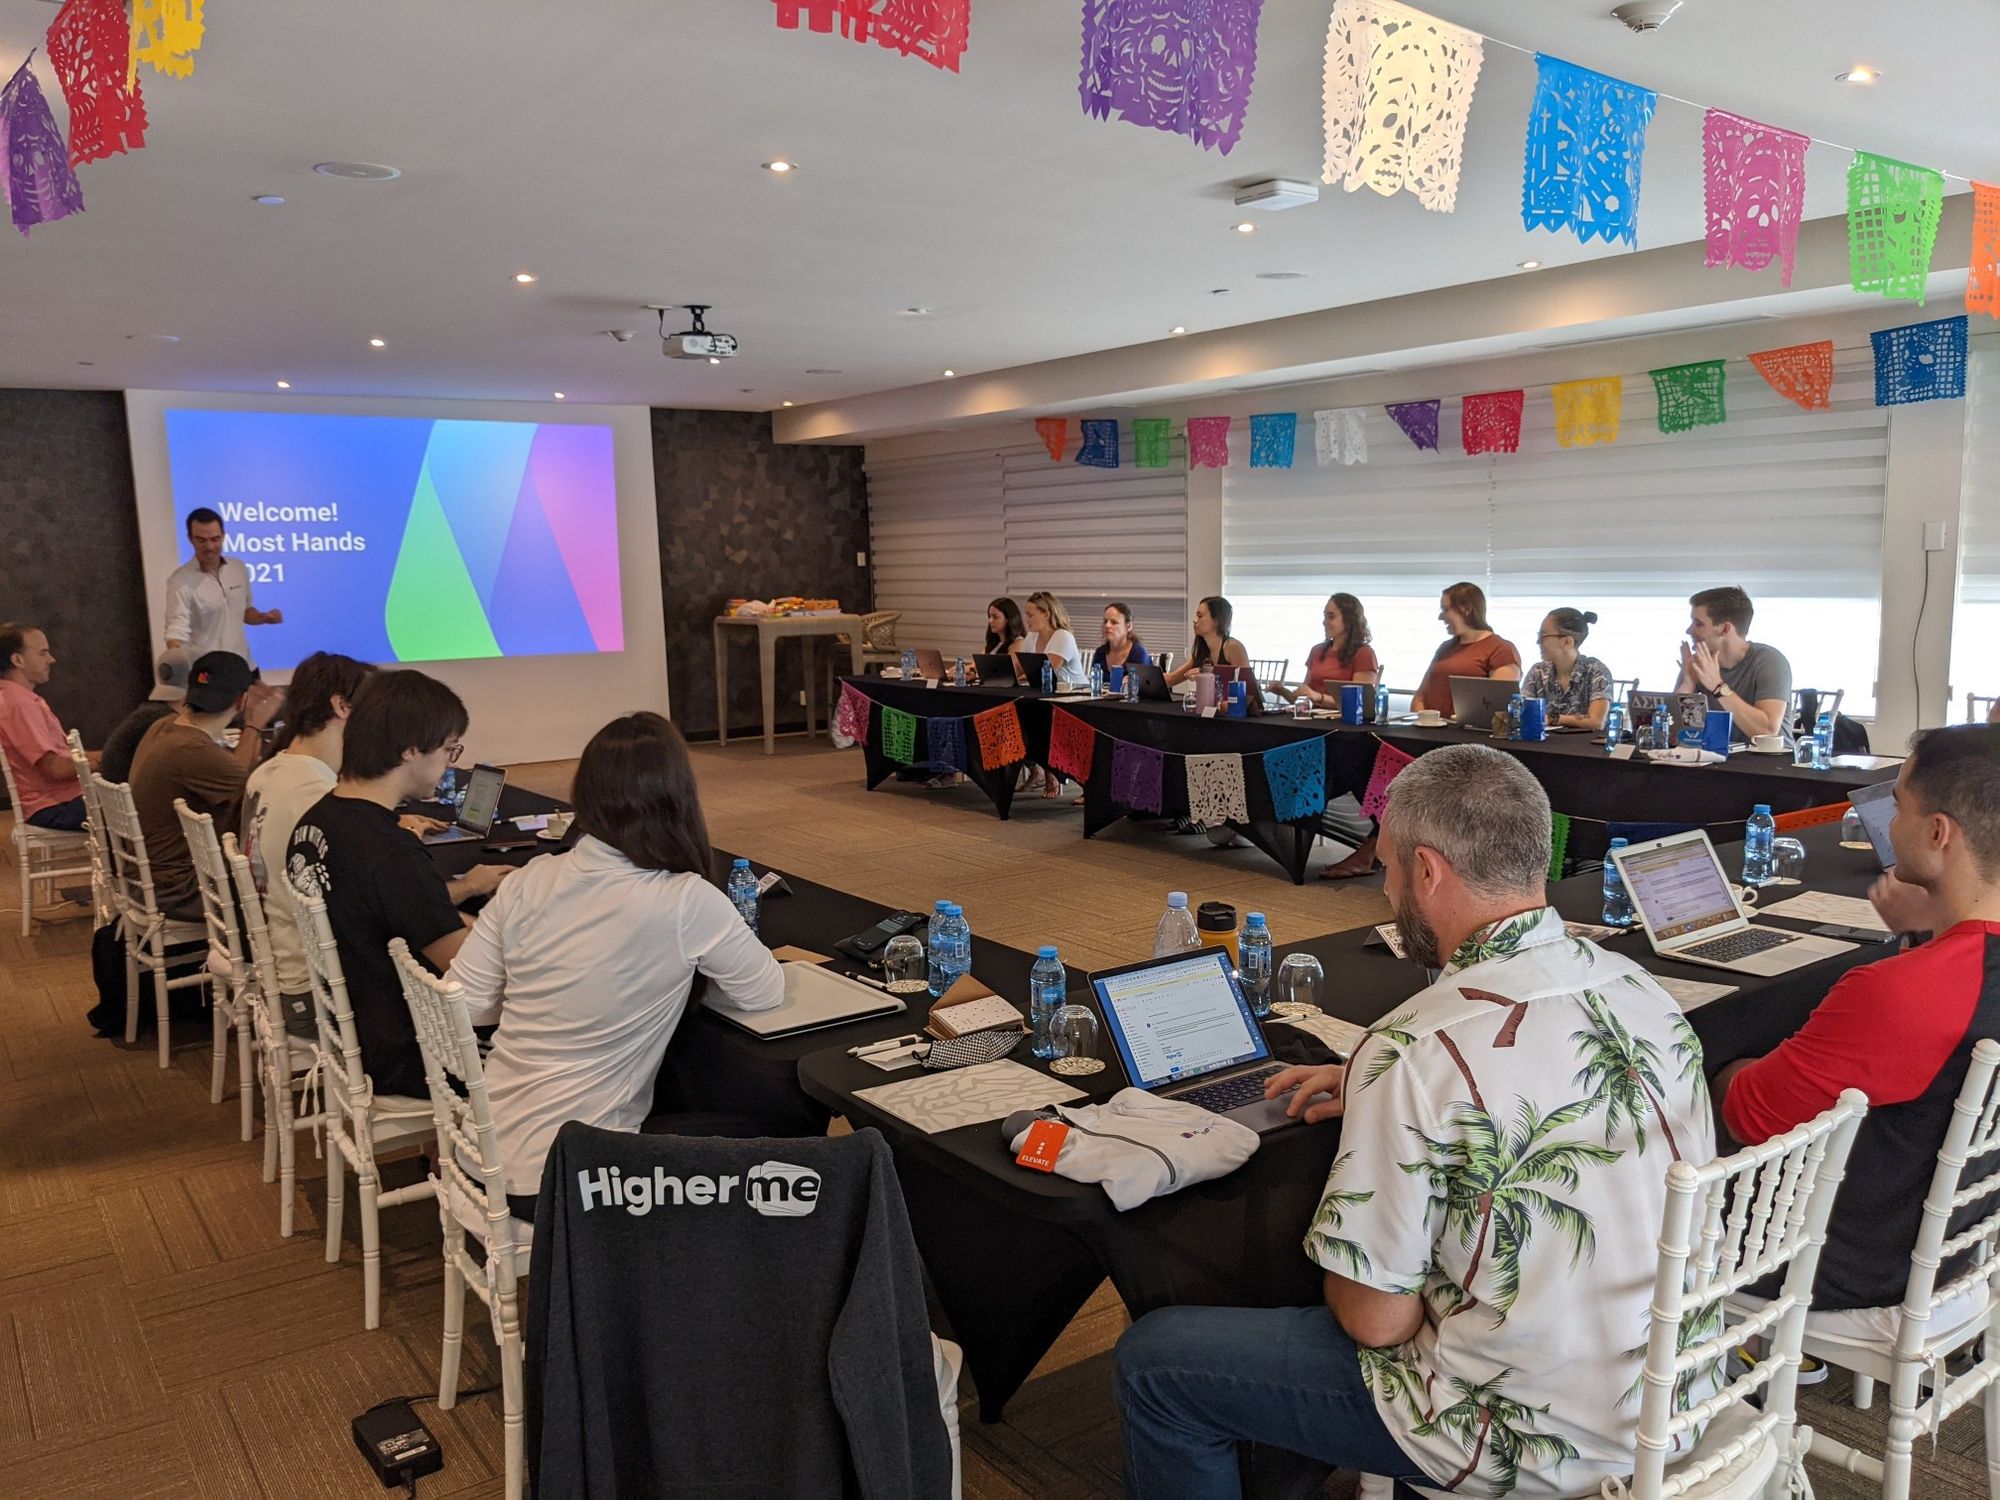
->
[1116,744,1715,1500]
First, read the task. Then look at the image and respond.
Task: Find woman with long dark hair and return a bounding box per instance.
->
[1412,581,1520,716]
[983,598,1027,656]
[1271,593,1379,708]
[1165,596,1253,687]
[448,711,783,1217]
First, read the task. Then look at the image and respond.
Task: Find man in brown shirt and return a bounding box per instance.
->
[128,651,283,918]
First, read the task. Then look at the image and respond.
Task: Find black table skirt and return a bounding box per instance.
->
[843,677,1897,882]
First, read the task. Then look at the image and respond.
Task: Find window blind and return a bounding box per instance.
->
[864,451,1006,655]
[1956,337,2000,607]
[1223,343,1889,602]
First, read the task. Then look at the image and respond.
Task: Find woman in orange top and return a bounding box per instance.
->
[1270,593,1380,709]
[1412,581,1521,716]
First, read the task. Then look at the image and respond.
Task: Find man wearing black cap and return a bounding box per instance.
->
[128,651,284,919]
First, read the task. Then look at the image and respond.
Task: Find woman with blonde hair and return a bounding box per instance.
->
[1022,591,1087,690]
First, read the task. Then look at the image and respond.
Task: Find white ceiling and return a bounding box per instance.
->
[1,1,1994,415]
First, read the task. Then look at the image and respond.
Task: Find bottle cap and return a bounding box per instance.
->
[1038,945,1058,960]
[1754,804,1771,815]
[935,899,950,912]
[1608,837,1628,849]
[945,903,963,916]
[1245,912,1266,927]
[732,857,749,868]
[1166,891,1188,909]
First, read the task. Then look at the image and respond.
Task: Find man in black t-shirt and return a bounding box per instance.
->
[287,670,511,1099]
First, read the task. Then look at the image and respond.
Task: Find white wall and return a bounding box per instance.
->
[124,390,667,767]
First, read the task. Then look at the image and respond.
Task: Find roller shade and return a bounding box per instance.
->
[1957,337,2000,607]
[864,451,1006,656]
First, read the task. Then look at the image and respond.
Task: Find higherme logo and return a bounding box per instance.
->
[577,1160,822,1219]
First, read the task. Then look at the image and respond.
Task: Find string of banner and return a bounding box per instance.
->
[1,0,204,236]
[769,2,1997,461]
[835,683,1789,875]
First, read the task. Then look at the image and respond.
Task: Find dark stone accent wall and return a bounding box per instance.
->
[0,390,152,746]
[650,410,871,741]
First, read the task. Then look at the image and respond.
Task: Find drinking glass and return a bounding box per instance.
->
[1272,954,1325,1018]
[1769,837,1807,887]
[1793,738,1818,769]
[1179,692,1199,714]
[1840,807,1869,849]
[882,935,928,994]
[1048,1004,1104,1074]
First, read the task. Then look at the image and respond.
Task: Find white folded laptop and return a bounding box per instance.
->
[702,961,904,1038]
[1611,830,1855,977]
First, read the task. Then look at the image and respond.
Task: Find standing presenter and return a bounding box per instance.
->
[164,507,283,667]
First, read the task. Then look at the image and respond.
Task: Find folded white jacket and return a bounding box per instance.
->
[1003,1089,1260,1211]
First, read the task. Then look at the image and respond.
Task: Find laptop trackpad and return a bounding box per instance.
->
[1224,1090,1333,1133]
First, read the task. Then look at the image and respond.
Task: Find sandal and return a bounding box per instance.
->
[1319,857,1383,880]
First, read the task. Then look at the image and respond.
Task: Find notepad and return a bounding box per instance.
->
[927,993,1027,1039]
[1755,891,1891,935]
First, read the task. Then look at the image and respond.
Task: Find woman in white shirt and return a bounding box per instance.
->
[1021,590,1087,799]
[448,712,784,1217]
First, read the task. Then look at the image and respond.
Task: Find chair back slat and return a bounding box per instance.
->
[390,939,523,1288]
[94,774,168,923]
[173,799,243,971]
[0,734,28,818]
[286,870,374,1100]
[68,732,116,923]
[1627,1088,1868,1499]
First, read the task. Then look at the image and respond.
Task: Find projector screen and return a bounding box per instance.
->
[127,392,668,767]
[159,409,624,669]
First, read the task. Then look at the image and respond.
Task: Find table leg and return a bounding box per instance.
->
[759,630,779,756]
[713,623,730,747]
[802,637,819,737]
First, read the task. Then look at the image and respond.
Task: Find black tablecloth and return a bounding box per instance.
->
[798,820,1896,1418]
[843,678,1898,883]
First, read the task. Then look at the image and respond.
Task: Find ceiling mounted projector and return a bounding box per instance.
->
[650,304,739,360]
[1233,178,1319,212]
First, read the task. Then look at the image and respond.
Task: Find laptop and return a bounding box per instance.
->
[1628,691,1711,740]
[703,961,905,1038]
[1122,661,1173,702]
[912,647,947,683]
[1091,948,1327,1132]
[1846,777,1897,870]
[1612,830,1855,976]
[970,652,1022,685]
[1448,676,1517,726]
[421,763,506,844]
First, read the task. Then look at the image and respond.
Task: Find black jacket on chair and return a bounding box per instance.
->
[526,1122,952,1499]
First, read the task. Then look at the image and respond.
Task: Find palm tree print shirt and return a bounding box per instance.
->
[1303,906,1718,1498]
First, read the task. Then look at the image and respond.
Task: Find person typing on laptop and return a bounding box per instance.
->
[1116,745,1713,1500]
[1717,727,2000,1342]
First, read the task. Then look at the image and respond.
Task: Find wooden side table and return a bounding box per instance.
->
[712,613,866,755]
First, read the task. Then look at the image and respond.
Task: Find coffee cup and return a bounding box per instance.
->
[541,810,575,841]
[1728,882,1759,909]
[1416,709,1445,726]
[1750,731,1784,753]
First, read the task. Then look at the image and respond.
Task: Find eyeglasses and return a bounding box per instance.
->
[1538,632,1569,641]
[442,741,465,764]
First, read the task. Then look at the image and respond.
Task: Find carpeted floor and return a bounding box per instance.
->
[0,735,1987,1497]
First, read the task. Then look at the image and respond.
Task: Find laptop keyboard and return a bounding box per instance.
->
[1681,927,1796,963]
[1173,1064,1286,1115]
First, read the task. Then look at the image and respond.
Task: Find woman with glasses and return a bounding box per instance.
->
[1521,608,1613,731]
[1270,593,1379,709]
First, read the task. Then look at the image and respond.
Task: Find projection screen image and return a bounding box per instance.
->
[162,408,624,671]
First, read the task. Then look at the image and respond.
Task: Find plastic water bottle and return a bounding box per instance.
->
[1649,711,1673,752]
[1813,710,1835,771]
[434,767,458,806]
[1029,946,1066,1059]
[1090,664,1106,698]
[1153,891,1202,958]
[953,655,967,686]
[1506,693,1525,740]
[1603,702,1626,748]
[1375,683,1390,723]
[1125,669,1141,703]
[925,899,952,996]
[939,903,972,993]
[1743,804,1776,886]
[1238,914,1273,1018]
[1040,659,1056,694]
[1602,838,1635,927]
[900,647,917,679]
[727,857,760,936]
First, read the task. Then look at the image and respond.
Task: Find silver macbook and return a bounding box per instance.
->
[1092,948,1326,1132]
[1448,676,1518,726]
[1612,831,1855,976]
[422,763,506,844]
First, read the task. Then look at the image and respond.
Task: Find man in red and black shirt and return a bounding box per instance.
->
[1720,724,2000,1333]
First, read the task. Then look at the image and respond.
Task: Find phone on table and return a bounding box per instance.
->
[839,911,927,962]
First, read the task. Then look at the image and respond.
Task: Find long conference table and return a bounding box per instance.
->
[426,792,1898,1422]
[844,676,1900,883]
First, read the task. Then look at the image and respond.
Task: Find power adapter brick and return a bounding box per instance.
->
[353,1398,444,1488]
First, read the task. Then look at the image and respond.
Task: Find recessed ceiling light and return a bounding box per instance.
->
[1255,270,1307,280]
[782,400,795,407]
[762,159,798,173]
[1517,258,1543,270]
[1209,288,1231,297]
[77,360,94,367]
[709,357,721,365]
[1232,221,1257,235]
[313,161,402,181]
[553,391,566,400]
[514,272,538,284]
[252,194,286,206]
[368,338,386,348]
[126,333,180,343]
[942,369,956,378]
[275,380,290,389]
[1170,326,1187,336]
[1835,65,1880,84]
[900,306,931,316]
[805,367,842,375]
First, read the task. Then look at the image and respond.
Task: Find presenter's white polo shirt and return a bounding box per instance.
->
[163,556,255,666]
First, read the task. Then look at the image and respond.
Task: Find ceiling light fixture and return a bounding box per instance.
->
[1232,221,1257,235]
[514,272,538,284]
[762,159,798,173]
[1835,65,1880,84]
[252,194,285,206]
[126,333,180,342]
[900,306,931,316]
[1170,326,1187,335]
[1255,270,1307,280]
[709,357,721,365]
[1517,258,1543,270]
[942,369,956,378]
[782,400,795,407]
[369,338,386,348]
[313,161,402,181]
[805,367,842,375]
[553,391,566,400]
[276,380,290,389]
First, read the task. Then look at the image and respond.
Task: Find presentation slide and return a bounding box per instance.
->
[161,408,623,670]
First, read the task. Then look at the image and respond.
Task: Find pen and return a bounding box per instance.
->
[849,1033,924,1057]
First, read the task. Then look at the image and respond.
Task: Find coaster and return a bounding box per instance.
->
[1049,1057,1106,1076]
[1270,1002,1323,1019]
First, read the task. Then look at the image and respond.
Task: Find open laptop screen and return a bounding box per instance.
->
[1620,836,1740,942]
[456,764,505,835]
[1093,948,1267,1089]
